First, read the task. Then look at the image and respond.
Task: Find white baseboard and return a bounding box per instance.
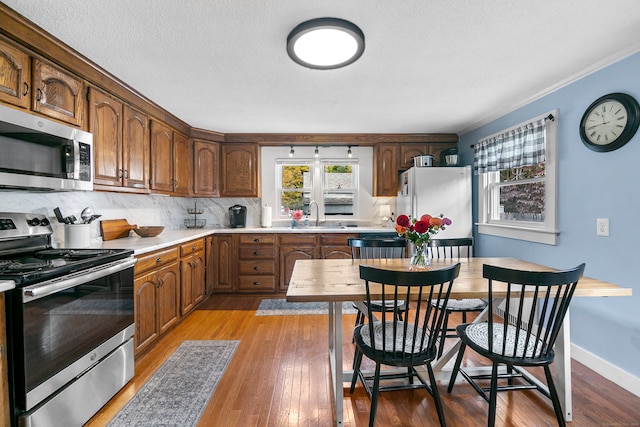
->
[571,343,640,397]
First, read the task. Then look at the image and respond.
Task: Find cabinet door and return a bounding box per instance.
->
[221,143,260,197]
[428,143,457,167]
[373,144,398,197]
[149,119,174,193]
[209,235,234,292]
[192,251,205,304]
[32,59,83,126]
[0,39,30,109]
[193,139,220,197]
[157,261,180,334]
[134,272,159,355]
[180,251,205,315]
[172,131,191,196]
[319,234,357,259]
[399,144,429,170]
[89,87,123,187]
[279,246,316,291]
[122,104,149,190]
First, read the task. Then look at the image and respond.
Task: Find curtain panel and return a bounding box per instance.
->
[474,118,546,174]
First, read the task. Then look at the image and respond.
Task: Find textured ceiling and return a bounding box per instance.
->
[4,0,640,134]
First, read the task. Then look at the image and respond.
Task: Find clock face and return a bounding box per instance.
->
[583,100,628,145]
[580,93,640,152]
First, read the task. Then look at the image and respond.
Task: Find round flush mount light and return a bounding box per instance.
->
[287,18,365,70]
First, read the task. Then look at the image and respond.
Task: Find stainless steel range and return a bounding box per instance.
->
[0,212,136,427]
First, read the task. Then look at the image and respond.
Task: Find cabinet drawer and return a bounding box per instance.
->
[238,260,276,275]
[320,234,358,246]
[238,275,276,292]
[135,246,179,275]
[279,234,317,246]
[238,234,276,245]
[239,246,276,260]
[180,239,205,256]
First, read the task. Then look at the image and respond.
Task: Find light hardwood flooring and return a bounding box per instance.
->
[86,295,640,426]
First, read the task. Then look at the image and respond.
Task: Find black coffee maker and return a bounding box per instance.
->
[229,205,247,228]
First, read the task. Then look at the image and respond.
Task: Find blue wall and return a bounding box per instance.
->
[459,52,640,377]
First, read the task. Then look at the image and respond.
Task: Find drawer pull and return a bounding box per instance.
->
[253,251,260,256]
[253,266,260,271]
[254,238,260,243]
[155,257,162,264]
[192,245,196,251]
[253,281,260,286]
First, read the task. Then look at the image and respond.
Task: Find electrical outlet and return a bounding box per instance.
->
[597,218,609,236]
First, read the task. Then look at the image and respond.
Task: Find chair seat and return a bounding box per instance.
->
[461,323,547,360]
[361,321,428,354]
[435,298,486,311]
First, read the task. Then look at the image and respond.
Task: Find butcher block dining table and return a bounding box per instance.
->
[286,257,632,427]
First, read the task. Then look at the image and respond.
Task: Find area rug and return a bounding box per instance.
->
[255,298,358,315]
[107,340,239,427]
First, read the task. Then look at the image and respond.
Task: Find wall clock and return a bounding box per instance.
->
[579,92,640,152]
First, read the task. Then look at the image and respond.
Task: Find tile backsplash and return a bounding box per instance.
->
[0,190,261,246]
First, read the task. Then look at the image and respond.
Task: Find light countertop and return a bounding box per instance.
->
[91,226,397,256]
[0,279,16,293]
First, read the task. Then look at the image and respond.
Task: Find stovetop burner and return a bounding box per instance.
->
[35,249,119,260]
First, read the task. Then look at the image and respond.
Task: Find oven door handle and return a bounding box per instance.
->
[22,258,137,302]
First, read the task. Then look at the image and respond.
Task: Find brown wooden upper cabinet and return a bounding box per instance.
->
[399,143,429,170]
[220,143,260,197]
[32,59,84,127]
[193,139,220,197]
[89,87,150,192]
[172,131,191,196]
[0,38,31,109]
[150,119,174,193]
[373,144,398,197]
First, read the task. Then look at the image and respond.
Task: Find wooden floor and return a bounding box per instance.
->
[86,295,640,426]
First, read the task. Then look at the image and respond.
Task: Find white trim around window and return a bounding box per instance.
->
[476,110,559,245]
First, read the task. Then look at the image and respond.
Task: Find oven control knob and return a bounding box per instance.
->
[27,218,41,226]
[40,218,50,226]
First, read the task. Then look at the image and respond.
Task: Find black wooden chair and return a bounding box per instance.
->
[348,238,408,331]
[447,263,586,427]
[428,237,487,358]
[350,263,461,427]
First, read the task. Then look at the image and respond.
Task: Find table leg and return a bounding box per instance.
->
[328,301,344,426]
[555,308,572,421]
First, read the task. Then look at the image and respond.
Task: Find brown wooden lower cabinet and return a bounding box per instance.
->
[134,246,180,355]
[207,234,235,293]
[180,239,205,315]
[237,234,277,292]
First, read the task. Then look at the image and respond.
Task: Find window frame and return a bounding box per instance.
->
[476,110,559,245]
[275,158,360,220]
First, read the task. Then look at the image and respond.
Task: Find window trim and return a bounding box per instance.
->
[476,110,559,245]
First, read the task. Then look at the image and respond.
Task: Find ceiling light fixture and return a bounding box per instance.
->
[314,146,320,157]
[289,146,295,157]
[347,146,353,158]
[287,18,365,70]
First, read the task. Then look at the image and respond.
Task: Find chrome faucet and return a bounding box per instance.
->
[309,200,319,226]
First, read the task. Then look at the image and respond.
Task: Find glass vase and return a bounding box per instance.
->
[410,241,431,271]
[291,219,298,228]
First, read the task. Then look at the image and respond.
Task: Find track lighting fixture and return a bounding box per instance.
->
[289,146,295,157]
[347,146,352,158]
[314,146,320,158]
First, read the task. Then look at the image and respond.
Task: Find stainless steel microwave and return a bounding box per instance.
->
[0,104,93,191]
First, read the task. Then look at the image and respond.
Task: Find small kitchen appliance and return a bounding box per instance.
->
[229,205,247,228]
[0,212,135,427]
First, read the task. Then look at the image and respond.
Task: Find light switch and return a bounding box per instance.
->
[597,218,609,237]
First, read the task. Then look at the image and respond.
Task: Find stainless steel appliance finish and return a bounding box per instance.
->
[0,212,135,427]
[0,104,93,191]
[413,155,433,167]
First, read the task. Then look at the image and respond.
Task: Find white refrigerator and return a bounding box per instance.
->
[396,166,472,239]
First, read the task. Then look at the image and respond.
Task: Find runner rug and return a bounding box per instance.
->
[255,298,358,315]
[107,340,239,427]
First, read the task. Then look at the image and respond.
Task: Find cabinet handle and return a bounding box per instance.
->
[253,251,260,256]
[155,257,162,264]
[192,245,196,251]
[253,281,260,286]
[23,82,29,96]
[253,238,260,243]
[157,278,164,287]
[36,88,44,102]
[118,169,124,178]
[253,266,260,271]
[123,170,129,179]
